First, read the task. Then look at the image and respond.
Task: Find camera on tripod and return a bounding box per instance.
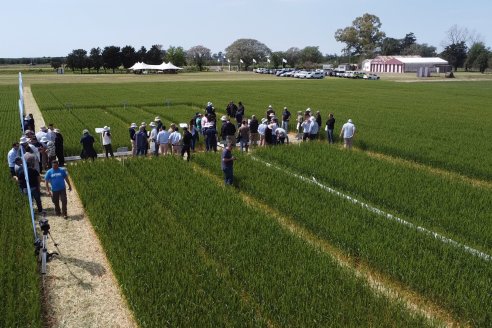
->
[39,215,50,236]
[34,211,58,274]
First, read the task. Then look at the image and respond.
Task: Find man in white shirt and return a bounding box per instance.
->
[7,143,20,176]
[156,125,170,155]
[340,119,356,149]
[168,127,182,155]
[148,122,158,155]
[36,126,48,142]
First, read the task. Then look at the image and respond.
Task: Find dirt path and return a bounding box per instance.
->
[24,86,138,328]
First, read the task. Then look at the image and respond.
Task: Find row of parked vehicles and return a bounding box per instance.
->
[254,67,380,80]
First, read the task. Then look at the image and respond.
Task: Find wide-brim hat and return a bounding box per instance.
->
[82,129,89,134]
[261,118,268,124]
[103,126,110,131]
[19,136,29,144]
[305,108,311,112]
[141,122,147,127]
[54,128,60,133]
[154,116,161,121]
[149,122,156,127]
[268,105,272,109]
[130,123,137,128]
[221,115,227,121]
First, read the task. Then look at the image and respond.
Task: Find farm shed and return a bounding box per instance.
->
[367,56,449,73]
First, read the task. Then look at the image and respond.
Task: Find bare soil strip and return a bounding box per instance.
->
[193,163,461,327]
[24,86,137,328]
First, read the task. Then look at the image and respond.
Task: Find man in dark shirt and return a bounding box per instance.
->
[129,123,137,156]
[326,113,336,144]
[181,126,192,161]
[80,130,97,160]
[16,158,43,213]
[221,143,236,185]
[281,107,291,131]
[249,115,259,147]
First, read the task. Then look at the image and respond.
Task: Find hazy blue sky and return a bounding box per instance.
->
[2,0,491,58]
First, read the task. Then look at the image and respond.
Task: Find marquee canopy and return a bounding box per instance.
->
[129,61,183,70]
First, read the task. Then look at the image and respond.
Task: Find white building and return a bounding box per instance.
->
[366,56,449,73]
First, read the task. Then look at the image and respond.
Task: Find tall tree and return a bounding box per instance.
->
[335,13,386,59]
[475,52,490,73]
[136,46,147,62]
[67,49,87,74]
[270,52,283,68]
[465,42,489,71]
[401,32,417,50]
[186,45,211,71]
[380,37,401,55]
[285,47,301,67]
[121,45,138,69]
[441,41,467,71]
[102,46,121,73]
[90,47,103,73]
[145,44,164,64]
[300,46,323,64]
[401,43,437,57]
[166,46,186,67]
[225,38,271,71]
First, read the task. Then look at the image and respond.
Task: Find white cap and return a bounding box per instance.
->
[348,119,353,123]
[130,123,137,128]
[103,126,110,131]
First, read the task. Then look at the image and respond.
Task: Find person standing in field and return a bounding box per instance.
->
[249,115,259,147]
[135,125,148,156]
[169,126,182,155]
[45,160,72,219]
[221,143,236,185]
[15,157,43,214]
[258,118,267,146]
[102,126,114,158]
[296,111,303,140]
[315,111,322,134]
[281,107,291,131]
[80,129,98,160]
[205,123,218,152]
[325,113,336,144]
[156,125,170,155]
[238,120,250,152]
[181,126,192,161]
[309,116,319,140]
[7,142,20,177]
[149,122,158,156]
[340,119,356,149]
[129,123,137,156]
[54,128,65,166]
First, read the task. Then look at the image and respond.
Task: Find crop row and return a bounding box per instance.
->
[32,80,492,180]
[70,157,428,327]
[193,152,492,326]
[254,143,492,253]
[0,85,41,327]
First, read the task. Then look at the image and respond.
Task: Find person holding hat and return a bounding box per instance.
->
[102,126,114,158]
[181,125,192,161]
[80,129,97,160]
[45,160,72,219]
[325,113,336,144]
[340,119,356,149]
[129,123,137,156]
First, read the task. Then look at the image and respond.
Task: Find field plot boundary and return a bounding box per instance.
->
[251,156,491,262]
[191,162,457,326]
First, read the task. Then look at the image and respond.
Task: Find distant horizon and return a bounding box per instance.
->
[2,0,490,58]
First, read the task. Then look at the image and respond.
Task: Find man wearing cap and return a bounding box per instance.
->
[129,123,137,156]
[101,126,114,158]
[258,118,268,146]
[36,126,48,143]
[149,122,158,156]
[7,143,20,176]
[154,116,163,131]
[281,107,291,131]
[340,119,356,149]
[206,102,215,116]
[181,126,192,161]
[45,160,72,219]
[221,143,236,185]
[80,129,98,160]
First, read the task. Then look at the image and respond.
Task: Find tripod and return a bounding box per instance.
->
[34,211,58,274]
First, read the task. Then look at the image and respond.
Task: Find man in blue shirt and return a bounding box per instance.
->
[221,143,236,185]
[45,160,72,219]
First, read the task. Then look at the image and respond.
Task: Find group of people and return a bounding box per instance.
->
[9,121,71,218]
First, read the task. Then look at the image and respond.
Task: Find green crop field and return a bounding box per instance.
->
[31,79,492,180]
[0,85,41,327]
[2,74,492,326]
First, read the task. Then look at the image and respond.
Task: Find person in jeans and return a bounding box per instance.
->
[15,157,43,213]
[325,113,336,144]
[45,160,72,219]
[221,143,236,185]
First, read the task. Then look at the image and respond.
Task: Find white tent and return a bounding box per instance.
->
[129,61,182,71]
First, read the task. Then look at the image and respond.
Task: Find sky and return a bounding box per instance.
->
[2,0,491,58]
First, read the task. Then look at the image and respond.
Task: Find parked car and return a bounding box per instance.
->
[363,73,380,80]
[306,71,325,79]
[295,71,310,78]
